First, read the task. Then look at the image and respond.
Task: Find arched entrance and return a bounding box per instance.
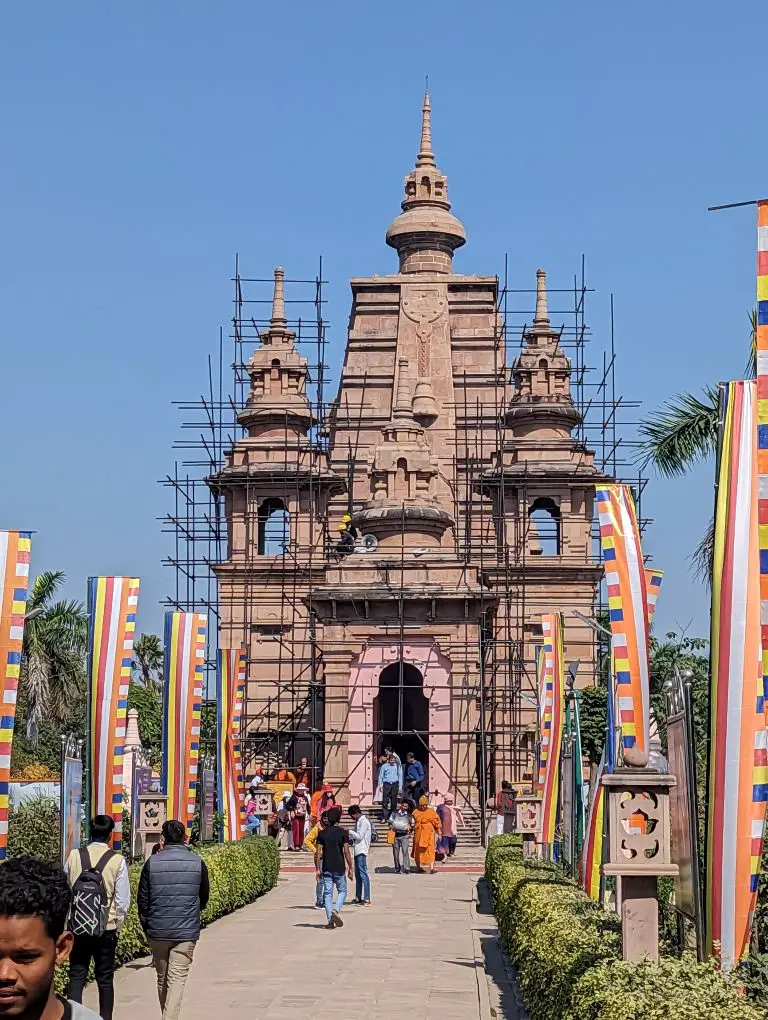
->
[373,662,429,787]
[346,640,451,804]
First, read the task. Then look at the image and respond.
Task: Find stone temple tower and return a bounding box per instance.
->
[214,91,609,807]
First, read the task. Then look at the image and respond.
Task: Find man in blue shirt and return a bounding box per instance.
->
[378,753,400,818]
[405,752,425,804]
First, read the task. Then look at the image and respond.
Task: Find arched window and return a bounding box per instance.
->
[420,175,432,197]
[395,457,408,498]
[258,498,289,555]
[537,358,550,395]
[528,497,560,556]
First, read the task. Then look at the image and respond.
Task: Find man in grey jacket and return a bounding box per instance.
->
[137,819,210,1020]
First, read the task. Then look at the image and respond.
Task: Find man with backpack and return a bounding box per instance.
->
[65,814,131,1020]
[137,819,210,1020]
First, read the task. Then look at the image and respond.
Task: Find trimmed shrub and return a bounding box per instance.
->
[486,839,762,1020]
[8,794,60,864]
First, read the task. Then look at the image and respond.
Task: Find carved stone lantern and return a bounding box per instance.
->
[602,769,678,962]
[514,794,542,857]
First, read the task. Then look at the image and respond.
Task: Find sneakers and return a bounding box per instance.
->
[331,912,344,927]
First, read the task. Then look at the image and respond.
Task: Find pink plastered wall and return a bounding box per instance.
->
[347,639,451,804]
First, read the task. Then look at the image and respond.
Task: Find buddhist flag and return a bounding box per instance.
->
[87,577,140,851]
[162,612,207,836]
[0,533,32,860]
[596,485,651,768]
[216,647,247,842]
[705,380,765,968]
[536,614,565,851]
[579,747,607,901]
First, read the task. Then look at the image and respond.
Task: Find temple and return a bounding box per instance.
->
[210,92,610,810]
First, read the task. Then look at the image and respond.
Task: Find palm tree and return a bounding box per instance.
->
[21,571,88,743]
[639,310,756,579]
[132,633,164,694]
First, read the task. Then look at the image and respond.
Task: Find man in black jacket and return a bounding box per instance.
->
[137,819,210,1020]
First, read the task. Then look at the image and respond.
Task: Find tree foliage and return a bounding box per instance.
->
[132,633,163,694]
[20,572,88,744]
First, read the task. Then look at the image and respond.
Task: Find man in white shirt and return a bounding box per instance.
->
[347,804,372,905]
[65,815,131,1020]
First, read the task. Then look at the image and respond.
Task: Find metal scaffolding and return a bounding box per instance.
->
[162,254,648,812]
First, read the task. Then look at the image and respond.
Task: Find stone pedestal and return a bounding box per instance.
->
[602,770,678,963]
[137,793,167,860]
[515,795,542,857]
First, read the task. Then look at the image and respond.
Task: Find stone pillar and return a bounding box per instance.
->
[602,770,678,963]
[322,642,355,801]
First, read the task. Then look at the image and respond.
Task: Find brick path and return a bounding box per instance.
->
[88,847,524,1019]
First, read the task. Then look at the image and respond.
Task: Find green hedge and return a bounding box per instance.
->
[55,836,278,991]
[486,838,762,1020]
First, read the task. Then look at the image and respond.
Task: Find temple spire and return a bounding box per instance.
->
[416,89,435,168]
[271,267,287,326]
[533,268,549,326]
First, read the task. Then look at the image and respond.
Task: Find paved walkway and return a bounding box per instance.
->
[88,848,524,1020]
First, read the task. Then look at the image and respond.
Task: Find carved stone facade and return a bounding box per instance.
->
[214,93,610,809]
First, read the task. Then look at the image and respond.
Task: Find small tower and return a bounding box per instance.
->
[506,269,581,439]
[212,267,342,697]
[237,267,314,439]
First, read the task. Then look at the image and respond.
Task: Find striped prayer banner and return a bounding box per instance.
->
[596,484,651,767]
[705,380,765,968]
[757,201,768,722]
[645,569,663,621]
[162,612,207,836]
[579,747,607,901]
[536,613,565,851]
[216,647,246,842]
[87,577,140,850]
[0,533,32,860]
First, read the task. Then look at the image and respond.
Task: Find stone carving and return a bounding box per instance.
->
[402,286,446,377]
[615,789,662,861]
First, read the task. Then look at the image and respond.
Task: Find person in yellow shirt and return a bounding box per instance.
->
[304,813,329,908]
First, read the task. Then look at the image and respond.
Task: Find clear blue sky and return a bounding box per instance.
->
[1,2,764,641]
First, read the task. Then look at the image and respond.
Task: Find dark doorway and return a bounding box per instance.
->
[373,661,429,788]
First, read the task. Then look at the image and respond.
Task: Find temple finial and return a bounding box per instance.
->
[271,267,287,326]
[393,358,414,417]
[533,268,549,326]
[416,89,435,169]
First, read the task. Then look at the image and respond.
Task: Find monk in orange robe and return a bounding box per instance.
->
[412,795,441,873]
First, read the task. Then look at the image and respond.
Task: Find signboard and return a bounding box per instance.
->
[667,709,696,918]
[60,737,83,865]
[665,678,700,925]
[131,763,154,858]
[200,767,215,843]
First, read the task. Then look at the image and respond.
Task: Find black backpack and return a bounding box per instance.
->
[68,847,116,937]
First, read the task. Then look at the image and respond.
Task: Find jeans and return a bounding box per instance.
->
[148,938,196,1020]
[393,833,410,873]
[67,929,119,1020]
[315,877,324,906]
[322,872,347,922]
[382,781,398,817]
[354,853,370,902]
